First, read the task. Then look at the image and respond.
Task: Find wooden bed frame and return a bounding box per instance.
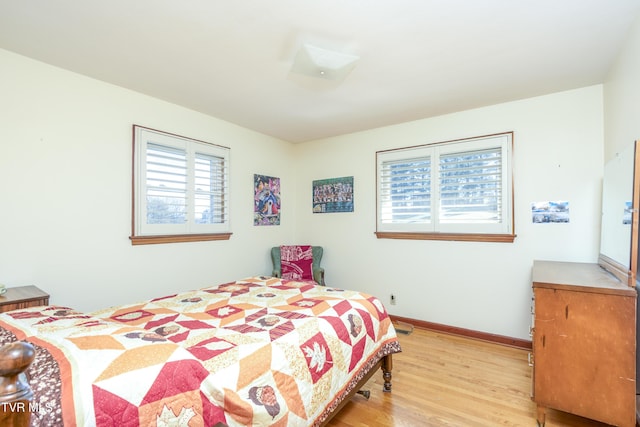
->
[320,353,393,426]
[0,340,393,427]
[0,342,35,427]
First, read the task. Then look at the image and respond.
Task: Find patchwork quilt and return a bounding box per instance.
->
[0,276,401,426]
[0,306,224,427]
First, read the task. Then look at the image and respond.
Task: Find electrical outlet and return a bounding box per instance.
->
[390,294,396,305]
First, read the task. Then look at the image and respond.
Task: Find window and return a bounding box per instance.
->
[376,132,514,242]
[131,125,231,245]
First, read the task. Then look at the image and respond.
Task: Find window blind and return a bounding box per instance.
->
[133,125,231,241]
[146,143,187,224]
[379,156,431,224]
[376,132,513,238]
[194,152,228,224]
[439,147,502,224]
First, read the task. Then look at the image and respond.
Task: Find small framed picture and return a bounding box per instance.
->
[312,176,354,213]
[531,200,570,223]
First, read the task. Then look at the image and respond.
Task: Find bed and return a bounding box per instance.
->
[0,276,401,426]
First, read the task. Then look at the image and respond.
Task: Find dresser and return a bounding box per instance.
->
[0,286,49,313]
[531,260,636,427]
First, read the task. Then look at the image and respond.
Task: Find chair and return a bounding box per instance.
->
[271,246,325,285]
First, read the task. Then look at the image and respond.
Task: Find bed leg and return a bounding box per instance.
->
[381,354,393,392]
[0,341,36,427]
[356,390,370,399]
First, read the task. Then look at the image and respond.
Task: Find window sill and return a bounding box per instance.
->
[130,233,232,245]
[374,232,516,243]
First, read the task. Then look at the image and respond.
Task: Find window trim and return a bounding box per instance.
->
[130,125,231,245]
[375,132,515,243]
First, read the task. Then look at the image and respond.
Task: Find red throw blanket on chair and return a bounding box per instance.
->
[280,245,314,282]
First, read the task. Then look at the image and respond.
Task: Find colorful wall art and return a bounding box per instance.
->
[313,176,354,213]
[254,174,281,226]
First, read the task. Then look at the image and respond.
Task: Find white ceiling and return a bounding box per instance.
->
[1,1,639,143]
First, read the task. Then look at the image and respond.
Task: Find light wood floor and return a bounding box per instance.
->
[327,327,614,427]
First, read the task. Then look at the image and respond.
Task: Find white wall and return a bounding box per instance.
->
[604,13,640,162]
[295,86,604,340]
[0,45,610,341]
[0,49,297,312]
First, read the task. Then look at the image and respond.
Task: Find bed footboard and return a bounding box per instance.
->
[0,341,35,427]
[319,353,394,426]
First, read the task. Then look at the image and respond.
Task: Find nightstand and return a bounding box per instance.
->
[0,285,50,313]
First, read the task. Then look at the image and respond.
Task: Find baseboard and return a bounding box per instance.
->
[389,315,532,350]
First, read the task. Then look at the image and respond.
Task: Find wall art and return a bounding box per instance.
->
[624,201,632,225]
[531,200,570,223]
[254,174,280,226]
[313,176,354,213]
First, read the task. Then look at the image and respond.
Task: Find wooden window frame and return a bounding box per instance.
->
[375,132,516,243]
[130,125,231,245]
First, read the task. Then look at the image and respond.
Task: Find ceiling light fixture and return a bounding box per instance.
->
[291,44,359,81]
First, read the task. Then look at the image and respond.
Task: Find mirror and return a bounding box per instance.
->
[599,140,639,286]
